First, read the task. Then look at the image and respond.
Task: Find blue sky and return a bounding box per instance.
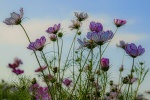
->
[0,0,150,95]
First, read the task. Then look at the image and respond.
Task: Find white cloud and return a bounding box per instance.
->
[0,16,146,46]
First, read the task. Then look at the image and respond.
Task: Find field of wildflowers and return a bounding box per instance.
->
[0,8,150,100]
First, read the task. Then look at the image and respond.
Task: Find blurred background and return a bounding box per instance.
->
[0,0,150,97]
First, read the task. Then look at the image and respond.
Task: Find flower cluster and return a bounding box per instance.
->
[8,58,24,75]
[29,83,51,100]
[3,8,148,100]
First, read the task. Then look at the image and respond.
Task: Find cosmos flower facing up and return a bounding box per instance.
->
[125,43,145,58]
[100,58,110,71]
[69,20,81,30]
[77,38,97,49]
[116,40,127,50]
[63,78,72,87]
[114,19,126,27]
[87,30,114,45]
[74,12,88,21]
[12,69,24,75]
[89,21,103,33]
[49,34,57,42]
[4,8,23,25]
[46,23,61,34]
[35,66,47,72]
[27,36,46,51]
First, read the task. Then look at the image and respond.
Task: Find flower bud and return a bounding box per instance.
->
[100,58,110,71]
[57,32,63,37]
[77,31,81,35]
[119,65,124,72]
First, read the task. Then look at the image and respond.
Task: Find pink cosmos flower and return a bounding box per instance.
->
[100,58,110,71]
[12,69,24,75]
[29,84,51,100]
[87,30,114,45]
[63,78,72,87]
[49,34,57,41]
[125,43,145,58]
[35,66,47,72]
[116,40,127,50]
[27,36,46,51]
[74,12,88,21]
[130,78,138,84]
[8,58,23,69]
[46,23,61,34]
[4,8,23,25]
[114,19,126,27]
[69,20,81,30]
[77,38,97,49]
[89,21,103,33]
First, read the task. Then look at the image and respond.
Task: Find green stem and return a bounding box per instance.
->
[126,58,135,100]
[19,24,52,97]
[41,51,51,74]
[68,50,91,99]
[61,31,78,80]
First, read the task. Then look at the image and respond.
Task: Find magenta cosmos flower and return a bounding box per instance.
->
[8,58,23,69]
[12,69,24,75]
[46,23,61,34]
[77,38,97,49]
[89,21,103,33]
[125,43,145,58]
[100,58,110,71]
[35,66,47,72]
[87,30,114,45]
[4,8,23,25]
[114,19,126,27]
[63,78,72,87]
[74,12,88,21]
[27,36,46,51]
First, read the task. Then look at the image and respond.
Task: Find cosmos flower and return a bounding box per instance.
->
[69,20,81,30]
[114,19,126,27]
[12,69,24,75]
[8,58,23,69]
[100,58,110,71]
[4,8,23,25]
[29,84,51,100]
[89,21,103,33]
[35,66,47,72]
[87,30,114,45]
[125,43,145,58]
[46,23,61,34]
[74,12,88,21]
[27,36,46,51]
[49,34,57,41]
[77,38,97,49]
[116,40,127,50]
[63,78,72,87]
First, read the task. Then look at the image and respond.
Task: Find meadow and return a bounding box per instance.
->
[0,8,150,100]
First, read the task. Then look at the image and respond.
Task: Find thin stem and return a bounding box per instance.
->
[41,51,51,74]
[68,50,91,99]
[61,32,78,79]
[19,24,52,97]
[126,58,135,100]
